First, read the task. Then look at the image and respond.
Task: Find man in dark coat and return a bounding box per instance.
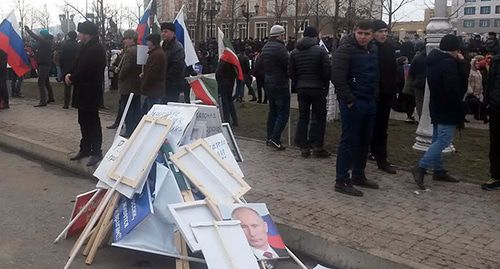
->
[412,34,469,190]
[0,49,8,109]
[65,21,107,167]
[409,42,427,118]
[289,26,331,158]
[161,22,186,103]
[59,31,79,109]
[485,32,500,55]
[25,27,55,106]
[234,49,256,102]
[482,51,500,190]
[369,20,398,174]
[261,24,289,150]
[141,34,166,114]
[331,20,379,197]
[400,36,415,62]
[216,60,239,126]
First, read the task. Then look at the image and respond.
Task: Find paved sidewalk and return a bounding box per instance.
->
[1,98,500,269]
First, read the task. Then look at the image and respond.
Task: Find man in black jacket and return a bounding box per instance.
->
[482,53,500,190]
[25,27,55,107]
[261,24,289,150]
[65,21,107,167]
[289,26,331,158]
[59,31,79,109]
[412,34,468,190]
[369,20,397,174]
[161,22,186,103]
[331,20,379,197]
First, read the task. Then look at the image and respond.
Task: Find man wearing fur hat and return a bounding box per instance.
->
[24,26,55,107]
[160,22,186,103]
[65,21,107,167]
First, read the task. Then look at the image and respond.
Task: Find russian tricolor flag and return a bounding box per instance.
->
[136,1,152,45]
[173,6,199,67]
[0,11,30,77]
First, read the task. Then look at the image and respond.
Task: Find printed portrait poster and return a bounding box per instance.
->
[219,203,289,260]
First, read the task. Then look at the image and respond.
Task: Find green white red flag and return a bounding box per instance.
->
[217,28,243,81]
[186,74,218,106]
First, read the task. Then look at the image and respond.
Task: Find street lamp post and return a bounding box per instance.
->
[241,1,259,39]
[203,0,222,39]
[413,0,455,152]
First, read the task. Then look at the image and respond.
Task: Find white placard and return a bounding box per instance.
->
[168,200,218,252]
[191,221,260,269]
[204,133,243,177]
[137,44,149,65]
[147,104,198,148]
[167,102,223,143]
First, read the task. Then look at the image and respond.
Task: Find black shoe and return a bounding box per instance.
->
[63,105,69,109]
[257,100,262,104]
[481,179,500,190]
[47,99,55,103]
[378,164,397,174]
[352,176,379,189]
[432,170,459,182]
[86,154,103,166]
[34,103,47,107]
[1,105,10,109]
[269,140,286,151]
[335,181,363,197]
[411,166,426,190]
[250,97,257,102]
[312,149,331,158]
[106,123,119,129]
[70,151,90,161]
[263,101,268,104]
[300,148,311,158]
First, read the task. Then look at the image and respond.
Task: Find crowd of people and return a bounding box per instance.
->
[1,18,499,196]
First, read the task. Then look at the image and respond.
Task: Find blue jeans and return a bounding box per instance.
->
[234,80,245,99]
[142,97,162,115]
[336,98,377,182]
[418,124,455,172]
[267,94,290,143]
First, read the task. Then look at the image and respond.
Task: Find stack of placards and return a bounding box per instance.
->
[57,103,311,269]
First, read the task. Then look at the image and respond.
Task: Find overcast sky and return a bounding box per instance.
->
[1,0,428,29]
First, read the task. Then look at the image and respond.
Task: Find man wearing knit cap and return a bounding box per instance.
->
[261,24,289,150]
[24,26,55,107]
[412,34,469,190]
[369,19,398,175]
[65,21,107,167]
[161,22,186,102]
[289,26,331,158]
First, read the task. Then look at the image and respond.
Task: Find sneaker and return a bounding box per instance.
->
[269,140,286,151]
[312,149,331,158]
[300,148,311,158]
[352,176,379,189]
[481,179,500,190]
[266,139,272,146]
[411,166,426,190]
[405,117,417,124]
[335,181,363,197]
[432,170,459,183]
[86,154,103,166]
[368,154,376,161]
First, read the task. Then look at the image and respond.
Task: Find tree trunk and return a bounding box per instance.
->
[196,0,203,43]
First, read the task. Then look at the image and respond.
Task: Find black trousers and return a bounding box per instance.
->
[490,105,500,180]
[256,75,267,103]
[78,109,102,156]
[370,93,393,167]
[294,92,327,149]
[0,76,8,107]
[220,85,238,125]
[244,74,255,97]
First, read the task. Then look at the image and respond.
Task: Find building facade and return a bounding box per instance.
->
[452,0,500,34]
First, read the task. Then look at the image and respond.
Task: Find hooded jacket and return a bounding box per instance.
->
[331,34,379,104]
[288,36,331,94]
[486,54,500,107]
[426,49,469,125]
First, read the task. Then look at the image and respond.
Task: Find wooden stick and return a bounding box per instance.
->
[286,247,308,269]
[85,192,120,264]
[176,190,194,269]
[54,189,104,244]
[213,221,238,269]
[83,193,117,256]
[64,180,121,269]
[114,93,134,142]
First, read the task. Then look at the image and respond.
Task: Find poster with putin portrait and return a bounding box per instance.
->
[219,203,289,260]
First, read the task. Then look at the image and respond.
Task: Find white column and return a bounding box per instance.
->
[413,0,455,153]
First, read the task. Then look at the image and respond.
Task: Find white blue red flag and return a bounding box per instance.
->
[0,11,30,76]
[173,6,199,67]
[136,1,154,45]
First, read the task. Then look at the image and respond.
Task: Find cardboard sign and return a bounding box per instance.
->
[66,189,107,238]
[204,133,243,177]
[147,104,198,148]
[167,102,223,142]
[113,183,154,242]
[137,44,148,65]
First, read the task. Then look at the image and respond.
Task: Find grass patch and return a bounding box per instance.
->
[18,81,490,184]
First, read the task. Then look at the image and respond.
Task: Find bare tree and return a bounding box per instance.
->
[35,3,51,29]
[10,0,30,37]
[269,0,292,24]
[381,0,414,30]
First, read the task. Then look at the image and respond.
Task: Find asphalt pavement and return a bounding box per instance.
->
[0,147,328,269]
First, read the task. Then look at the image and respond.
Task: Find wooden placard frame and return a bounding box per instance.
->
[221,123,244,162]
[108,116,172,188]
[170,139,250,205]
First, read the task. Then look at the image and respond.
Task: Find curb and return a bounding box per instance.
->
[0,130,426,269]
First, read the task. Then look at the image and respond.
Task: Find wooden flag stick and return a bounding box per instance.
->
[54,189,104,244]
[64,180,121,269]
[85,192,120,264]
